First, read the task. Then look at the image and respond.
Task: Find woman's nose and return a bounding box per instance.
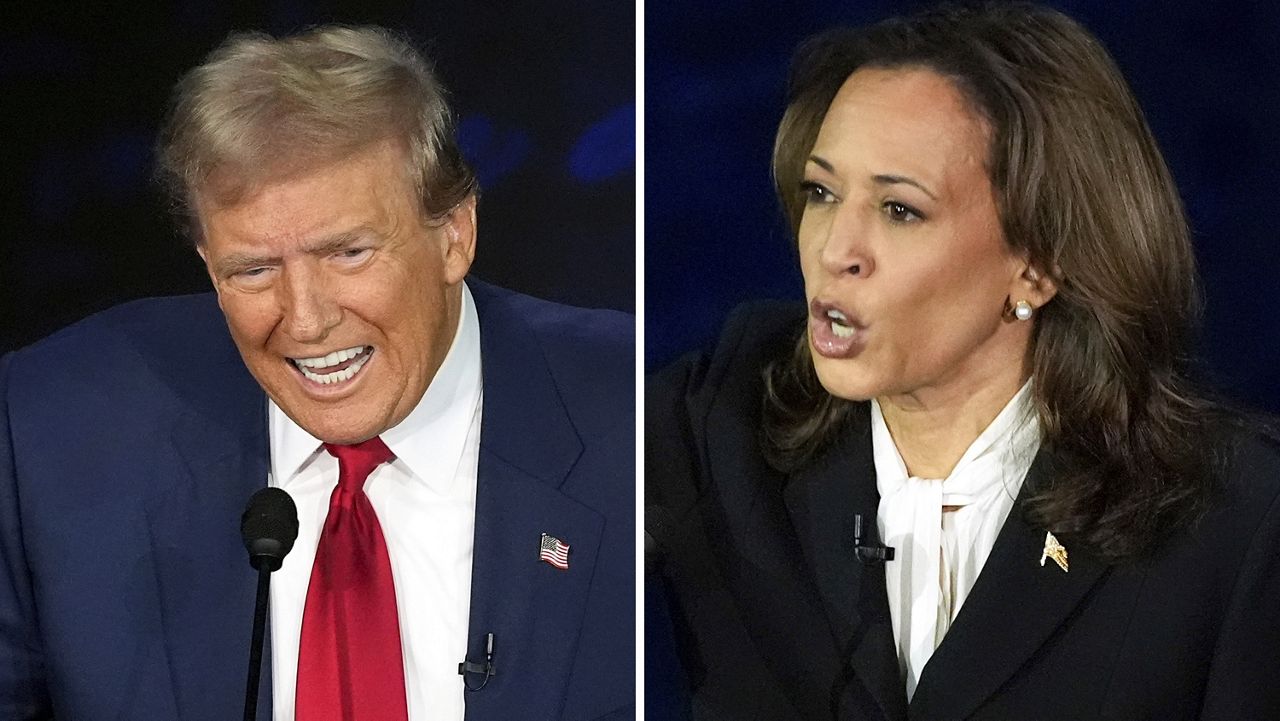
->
[817,207,875,278]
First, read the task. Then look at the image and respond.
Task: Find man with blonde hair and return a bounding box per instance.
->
[0,25,634,721]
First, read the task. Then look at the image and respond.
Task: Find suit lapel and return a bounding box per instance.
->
[909,450,1110,719]
[782,406,906,721]
[463,284,601,720]
[151,351,273,720]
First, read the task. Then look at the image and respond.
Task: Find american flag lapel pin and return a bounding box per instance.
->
[1041,530,1069,572]
[539,532,570,570]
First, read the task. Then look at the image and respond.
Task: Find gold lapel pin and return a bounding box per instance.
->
[1041,531,1068,572]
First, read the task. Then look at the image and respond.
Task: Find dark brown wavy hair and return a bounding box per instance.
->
[763,2,1235,561]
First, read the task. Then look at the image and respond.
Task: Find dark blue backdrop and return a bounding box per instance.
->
[2,1,634,353]
[645,0,1280,410]
[645,2,1280,718]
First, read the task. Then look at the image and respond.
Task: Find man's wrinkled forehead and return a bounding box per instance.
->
[190,138,418,240]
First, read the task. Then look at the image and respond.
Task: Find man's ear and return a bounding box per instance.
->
[195,243,226,309]
[196,244,212,285]
[439,194,477,285]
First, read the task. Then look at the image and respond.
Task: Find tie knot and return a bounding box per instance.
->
[324,437,394,492]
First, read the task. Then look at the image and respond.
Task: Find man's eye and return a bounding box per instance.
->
[882,201,923,223]
[334,248,371,262]
[227,266,274,289]
[800,181,837,204]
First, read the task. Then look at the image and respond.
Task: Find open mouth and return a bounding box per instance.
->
[809,299,867,358]
[825,308,857,338]
[290,345,374,385]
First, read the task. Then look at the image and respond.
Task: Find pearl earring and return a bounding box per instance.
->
[1014,300,1034,321]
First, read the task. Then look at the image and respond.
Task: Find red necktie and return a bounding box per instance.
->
[296,437,408,721]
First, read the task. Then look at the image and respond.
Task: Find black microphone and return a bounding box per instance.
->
[458,632,497,691]
[242,487,299,571]
[853,513,895,565]
[240,488,299,721]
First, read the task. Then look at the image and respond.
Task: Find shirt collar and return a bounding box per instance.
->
[269,282,483,495]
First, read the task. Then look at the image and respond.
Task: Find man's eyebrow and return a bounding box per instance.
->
[211,230,374,277]
[304,230,370,255]
[214,253,275,277]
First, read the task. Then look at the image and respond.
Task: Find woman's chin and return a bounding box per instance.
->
[811,356,879,402]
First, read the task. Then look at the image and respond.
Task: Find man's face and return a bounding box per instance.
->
[198,141,476,444]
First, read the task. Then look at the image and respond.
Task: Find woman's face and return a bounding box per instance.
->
[799,66,1034,406]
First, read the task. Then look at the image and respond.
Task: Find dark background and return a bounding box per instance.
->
[645,1,1280,717]
[645,0,1280,408]
[2,1,634,353]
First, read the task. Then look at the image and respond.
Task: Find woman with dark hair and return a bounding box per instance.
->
[647,4,1280,719]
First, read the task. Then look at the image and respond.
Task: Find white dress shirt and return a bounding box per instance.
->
[873,380,1039,700]
[268,283,482,721]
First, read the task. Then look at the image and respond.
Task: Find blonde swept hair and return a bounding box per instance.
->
[156,24,476,242]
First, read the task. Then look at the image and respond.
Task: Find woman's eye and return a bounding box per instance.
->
[882,201,923,223]
[800,181,837,204]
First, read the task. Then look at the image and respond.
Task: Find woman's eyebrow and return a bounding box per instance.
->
[807,154,837,173]
[807,155,938,200]
[872,174,937,201]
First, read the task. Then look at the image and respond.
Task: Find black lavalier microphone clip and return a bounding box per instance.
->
[458,632,497,691]
[853,513,895,565]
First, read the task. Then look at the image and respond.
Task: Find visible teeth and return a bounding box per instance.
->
[297,350,372,384]
[826,308,849,324]
[294,345,366,368]
[295,348,373,385]
[831,322,856,339]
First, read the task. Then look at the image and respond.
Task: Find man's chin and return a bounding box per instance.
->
[267,388,393,445]
[293,412,387,445]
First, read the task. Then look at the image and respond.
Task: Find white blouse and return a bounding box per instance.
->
[872,380,1040,700]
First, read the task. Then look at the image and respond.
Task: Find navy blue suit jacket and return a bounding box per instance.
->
[0,280,635,720]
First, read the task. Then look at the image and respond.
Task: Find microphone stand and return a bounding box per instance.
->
[244,566,271,721]
[239,487,297,721]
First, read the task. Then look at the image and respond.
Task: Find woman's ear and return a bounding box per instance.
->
[1021,263,1059,307]
[1008,251,1059,309]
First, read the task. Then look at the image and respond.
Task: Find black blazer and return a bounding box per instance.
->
[647,303,1280,720]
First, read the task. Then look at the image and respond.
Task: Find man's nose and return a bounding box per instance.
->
[279,265,341,343]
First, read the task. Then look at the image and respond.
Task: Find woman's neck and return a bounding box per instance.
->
[877,369,1030,479]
